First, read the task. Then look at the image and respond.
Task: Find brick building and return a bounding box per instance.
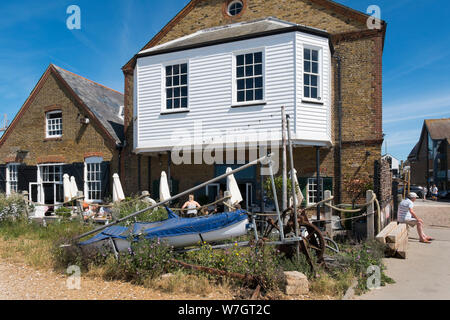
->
[408,119,450,192]
[0,64,124,206]
[120,0,387,209]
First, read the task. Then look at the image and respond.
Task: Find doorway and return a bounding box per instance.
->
[37,164,64,205]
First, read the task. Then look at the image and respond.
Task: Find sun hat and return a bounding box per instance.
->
[408,192,418,199]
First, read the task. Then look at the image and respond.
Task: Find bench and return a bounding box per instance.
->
[376,222,408,259]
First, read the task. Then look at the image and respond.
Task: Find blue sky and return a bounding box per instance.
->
[0,0,449,161]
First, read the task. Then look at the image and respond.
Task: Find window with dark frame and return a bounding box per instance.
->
[236,52,263,103]
[165,63,188,110]
[304,48,320,100]
[228,1,244,16]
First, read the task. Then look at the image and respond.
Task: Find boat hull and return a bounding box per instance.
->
[85,217,249,252]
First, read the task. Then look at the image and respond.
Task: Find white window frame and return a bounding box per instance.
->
[118,106,124,120]
[302,45,323,103]
[232,48,266,107]
[6,163,19,196]
[37,164,64,205]
[307,177,323,206]
[45,110,63,138]
[84,157,103,203]
[161,60,189,114]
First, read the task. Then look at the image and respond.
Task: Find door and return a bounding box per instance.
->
[237,183,253,210]
[246,183,253,210]
[38,164,64,205]
[29,183,41,203]
[206,183,220,203]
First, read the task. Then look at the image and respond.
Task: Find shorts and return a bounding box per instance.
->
[400,219,418,227]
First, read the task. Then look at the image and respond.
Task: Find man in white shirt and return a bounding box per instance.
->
[398,193,433,244]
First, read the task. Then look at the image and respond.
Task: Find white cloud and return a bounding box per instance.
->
[384,93,450,124]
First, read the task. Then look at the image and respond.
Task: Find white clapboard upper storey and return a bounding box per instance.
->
[134,18,333,153]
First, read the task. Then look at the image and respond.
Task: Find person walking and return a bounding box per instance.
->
[423,186,427,201]
[398,192,433,244]
[432,185,439,201]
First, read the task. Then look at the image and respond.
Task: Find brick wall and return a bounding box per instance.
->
[0,71,119,173]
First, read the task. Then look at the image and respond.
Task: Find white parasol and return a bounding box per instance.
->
[113,173,126,203]
[160,171,171,201]
[63,174,72,202]
[70,176,79,199]
[289,169,304,207]
[226,167,243,206]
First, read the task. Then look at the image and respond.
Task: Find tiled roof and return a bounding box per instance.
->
[139,17,328,55]
[53,65,124,145]
[425,118,450,143]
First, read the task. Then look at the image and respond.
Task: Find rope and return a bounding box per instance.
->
[324,194,376,213]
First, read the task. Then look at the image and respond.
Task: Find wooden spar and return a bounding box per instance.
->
[72,153,274,242]
[282,106,288,212]
[286,115,300,259]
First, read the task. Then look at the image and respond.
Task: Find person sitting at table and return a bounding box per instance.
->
[181,194,201,217]
[98,206,112,220]
[83,204,99,222]
[214,190,226,214]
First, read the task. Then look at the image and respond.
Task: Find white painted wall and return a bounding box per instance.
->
[134,31,331,153]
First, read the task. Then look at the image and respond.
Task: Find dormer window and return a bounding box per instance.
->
[227,1,244,16]
[46,111,62,138]
[119,106,124,119]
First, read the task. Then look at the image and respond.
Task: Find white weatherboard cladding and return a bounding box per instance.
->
[135,31,331,152]
[296,32,331,142]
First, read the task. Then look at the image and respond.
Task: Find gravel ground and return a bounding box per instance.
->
[0,262,233,300]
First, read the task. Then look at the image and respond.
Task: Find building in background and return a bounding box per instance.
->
[0,65,124,206]
[408,118,449,192]
[121,0,387,207]
[382,154,400,177]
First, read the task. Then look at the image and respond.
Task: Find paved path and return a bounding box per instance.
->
[358,201,450,300]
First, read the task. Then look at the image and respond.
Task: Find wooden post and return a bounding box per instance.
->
[224,191,232,213]
[76,191,84,216]
[366,190,375,240]
[316,146,322,225]
[281,106,288,211]
[22,191,30,217]
[324,190,333,238]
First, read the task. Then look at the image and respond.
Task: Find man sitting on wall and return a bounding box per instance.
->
[398,193,434,244]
